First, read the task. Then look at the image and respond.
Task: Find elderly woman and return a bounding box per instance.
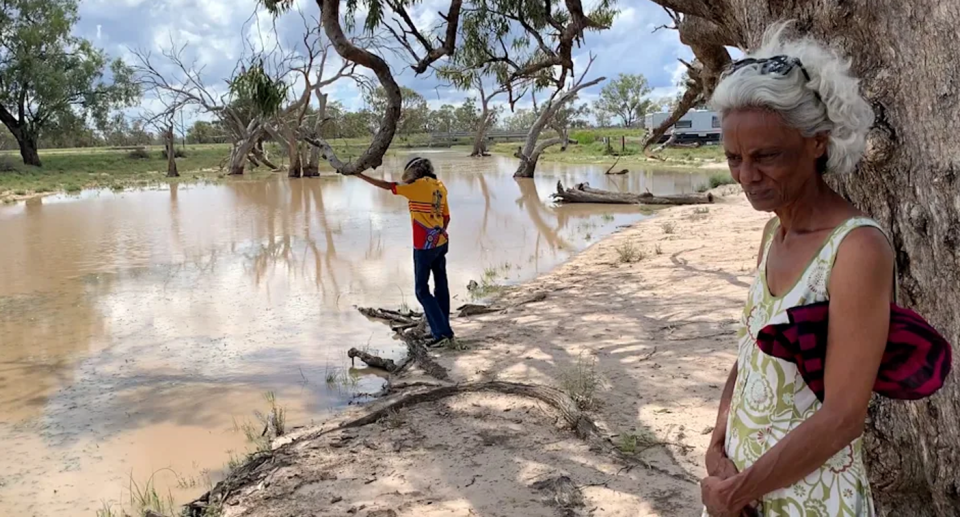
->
[699,24,889,516]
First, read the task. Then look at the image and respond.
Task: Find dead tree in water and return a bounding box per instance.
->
[514,58,604,178]
[164,125,178,177]
[645,2,960,513]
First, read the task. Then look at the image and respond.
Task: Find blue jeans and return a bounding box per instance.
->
[413,244,452,340]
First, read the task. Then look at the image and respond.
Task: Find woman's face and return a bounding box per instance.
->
[721,108,827,212]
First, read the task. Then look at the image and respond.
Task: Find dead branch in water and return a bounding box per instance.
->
[553,181,714,205]
[603,156,626,175]
[353,306,448,380]
[348,348,399,372]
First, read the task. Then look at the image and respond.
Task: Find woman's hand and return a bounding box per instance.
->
[701,476,744,517]
[705,443,738,480]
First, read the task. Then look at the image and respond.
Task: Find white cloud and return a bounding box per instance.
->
[76,0,693,123]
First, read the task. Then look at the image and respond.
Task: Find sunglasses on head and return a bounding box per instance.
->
[725,55,812,82]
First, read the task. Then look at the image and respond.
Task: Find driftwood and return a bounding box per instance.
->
[352,306,448,380]
[602,157,624,175]
[552,181,714,206]
[348,348,399,372]
[456,291,548,317]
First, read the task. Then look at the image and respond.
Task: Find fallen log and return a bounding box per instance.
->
[348,348,400,372]
[552,181,713,206]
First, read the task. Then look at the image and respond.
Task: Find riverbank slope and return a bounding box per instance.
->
[198,187,766,517]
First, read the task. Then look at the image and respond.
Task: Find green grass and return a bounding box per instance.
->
[0,140,376,201]
[490,135,724,168]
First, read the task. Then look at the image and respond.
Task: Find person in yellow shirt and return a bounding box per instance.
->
[354,157,454,344]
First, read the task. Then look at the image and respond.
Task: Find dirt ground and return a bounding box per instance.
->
[202,187,769,517]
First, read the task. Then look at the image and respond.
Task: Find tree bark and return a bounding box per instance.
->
[17,133,41,167]
[650,2,960,514]
[228,138,258,175]
[552,181,714,205]
[304,93,328,177]
[165,125,179,178]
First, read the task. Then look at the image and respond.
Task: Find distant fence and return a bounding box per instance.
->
[428,131,529,142]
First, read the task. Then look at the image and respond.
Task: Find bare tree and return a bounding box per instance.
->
[269,0,612,176]
[513,57,604,178]
[645,2,960,514]
[132,43,281,175]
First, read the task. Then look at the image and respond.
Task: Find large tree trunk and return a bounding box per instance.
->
[651,1,960,514]
[17,132,41,167]
[165,126,179,178]
[304,93,328,177]
[471,103,493,157]
[228,138,258,175]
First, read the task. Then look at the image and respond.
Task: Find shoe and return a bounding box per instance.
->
[427,334,455,348]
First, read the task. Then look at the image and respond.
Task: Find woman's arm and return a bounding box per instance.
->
[355,172,396,191]
[705,218,776,480]
[706,363,739,478]
[703,227,894,514]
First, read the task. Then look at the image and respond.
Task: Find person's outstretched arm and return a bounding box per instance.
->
[355,172,395,191]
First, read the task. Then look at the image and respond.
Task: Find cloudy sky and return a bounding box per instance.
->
[75,0,694,120]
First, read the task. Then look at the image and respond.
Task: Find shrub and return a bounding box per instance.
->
[161,147,187,159]
[708,172,736,189]
[0,155,18,172]
[127,148,150,160]
[571,130,596,145]
[614,241,645,263]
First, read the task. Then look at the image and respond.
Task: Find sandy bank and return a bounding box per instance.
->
[194,186,768,517]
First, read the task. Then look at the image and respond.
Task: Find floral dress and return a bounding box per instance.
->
[714,217,882,516]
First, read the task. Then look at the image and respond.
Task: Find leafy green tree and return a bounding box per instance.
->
[0,0,139,166]
[593,73,652,127]
[364,86,429,136]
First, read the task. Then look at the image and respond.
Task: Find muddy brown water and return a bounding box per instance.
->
[0,150,712,515]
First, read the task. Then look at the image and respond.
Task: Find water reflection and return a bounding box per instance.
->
[0,150,710,514]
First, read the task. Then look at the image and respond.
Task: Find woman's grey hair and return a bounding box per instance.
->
[403,156,436,181]
[710,22,875,175]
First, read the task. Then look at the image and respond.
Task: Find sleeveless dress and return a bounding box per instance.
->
[714,217,883,516]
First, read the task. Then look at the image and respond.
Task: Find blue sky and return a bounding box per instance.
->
[75,0,693,121]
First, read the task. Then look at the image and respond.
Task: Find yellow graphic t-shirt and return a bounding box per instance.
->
[392,177,450,249]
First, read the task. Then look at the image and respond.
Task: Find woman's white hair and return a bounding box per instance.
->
[710,22,875,175]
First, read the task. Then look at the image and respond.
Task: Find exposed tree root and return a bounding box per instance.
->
[309,380,697,484]
[185,381,696,515]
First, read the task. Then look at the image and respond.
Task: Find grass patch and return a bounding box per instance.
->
[0,140,373,200]
[233,391,288,455]
[617,429,660,454]
[600,213,615,222]
[128,472,177,517]
[489,135,724,168]
[708,172,736,189]
[660,221,677,235]
[560,353,601,411]
[325,367,360,389]
[467,262,512,300]
[614,241,645,263]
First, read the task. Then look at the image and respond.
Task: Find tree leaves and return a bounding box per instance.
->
[593,73,653,128]
[229,62,289,118]
[0,0,140,163]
